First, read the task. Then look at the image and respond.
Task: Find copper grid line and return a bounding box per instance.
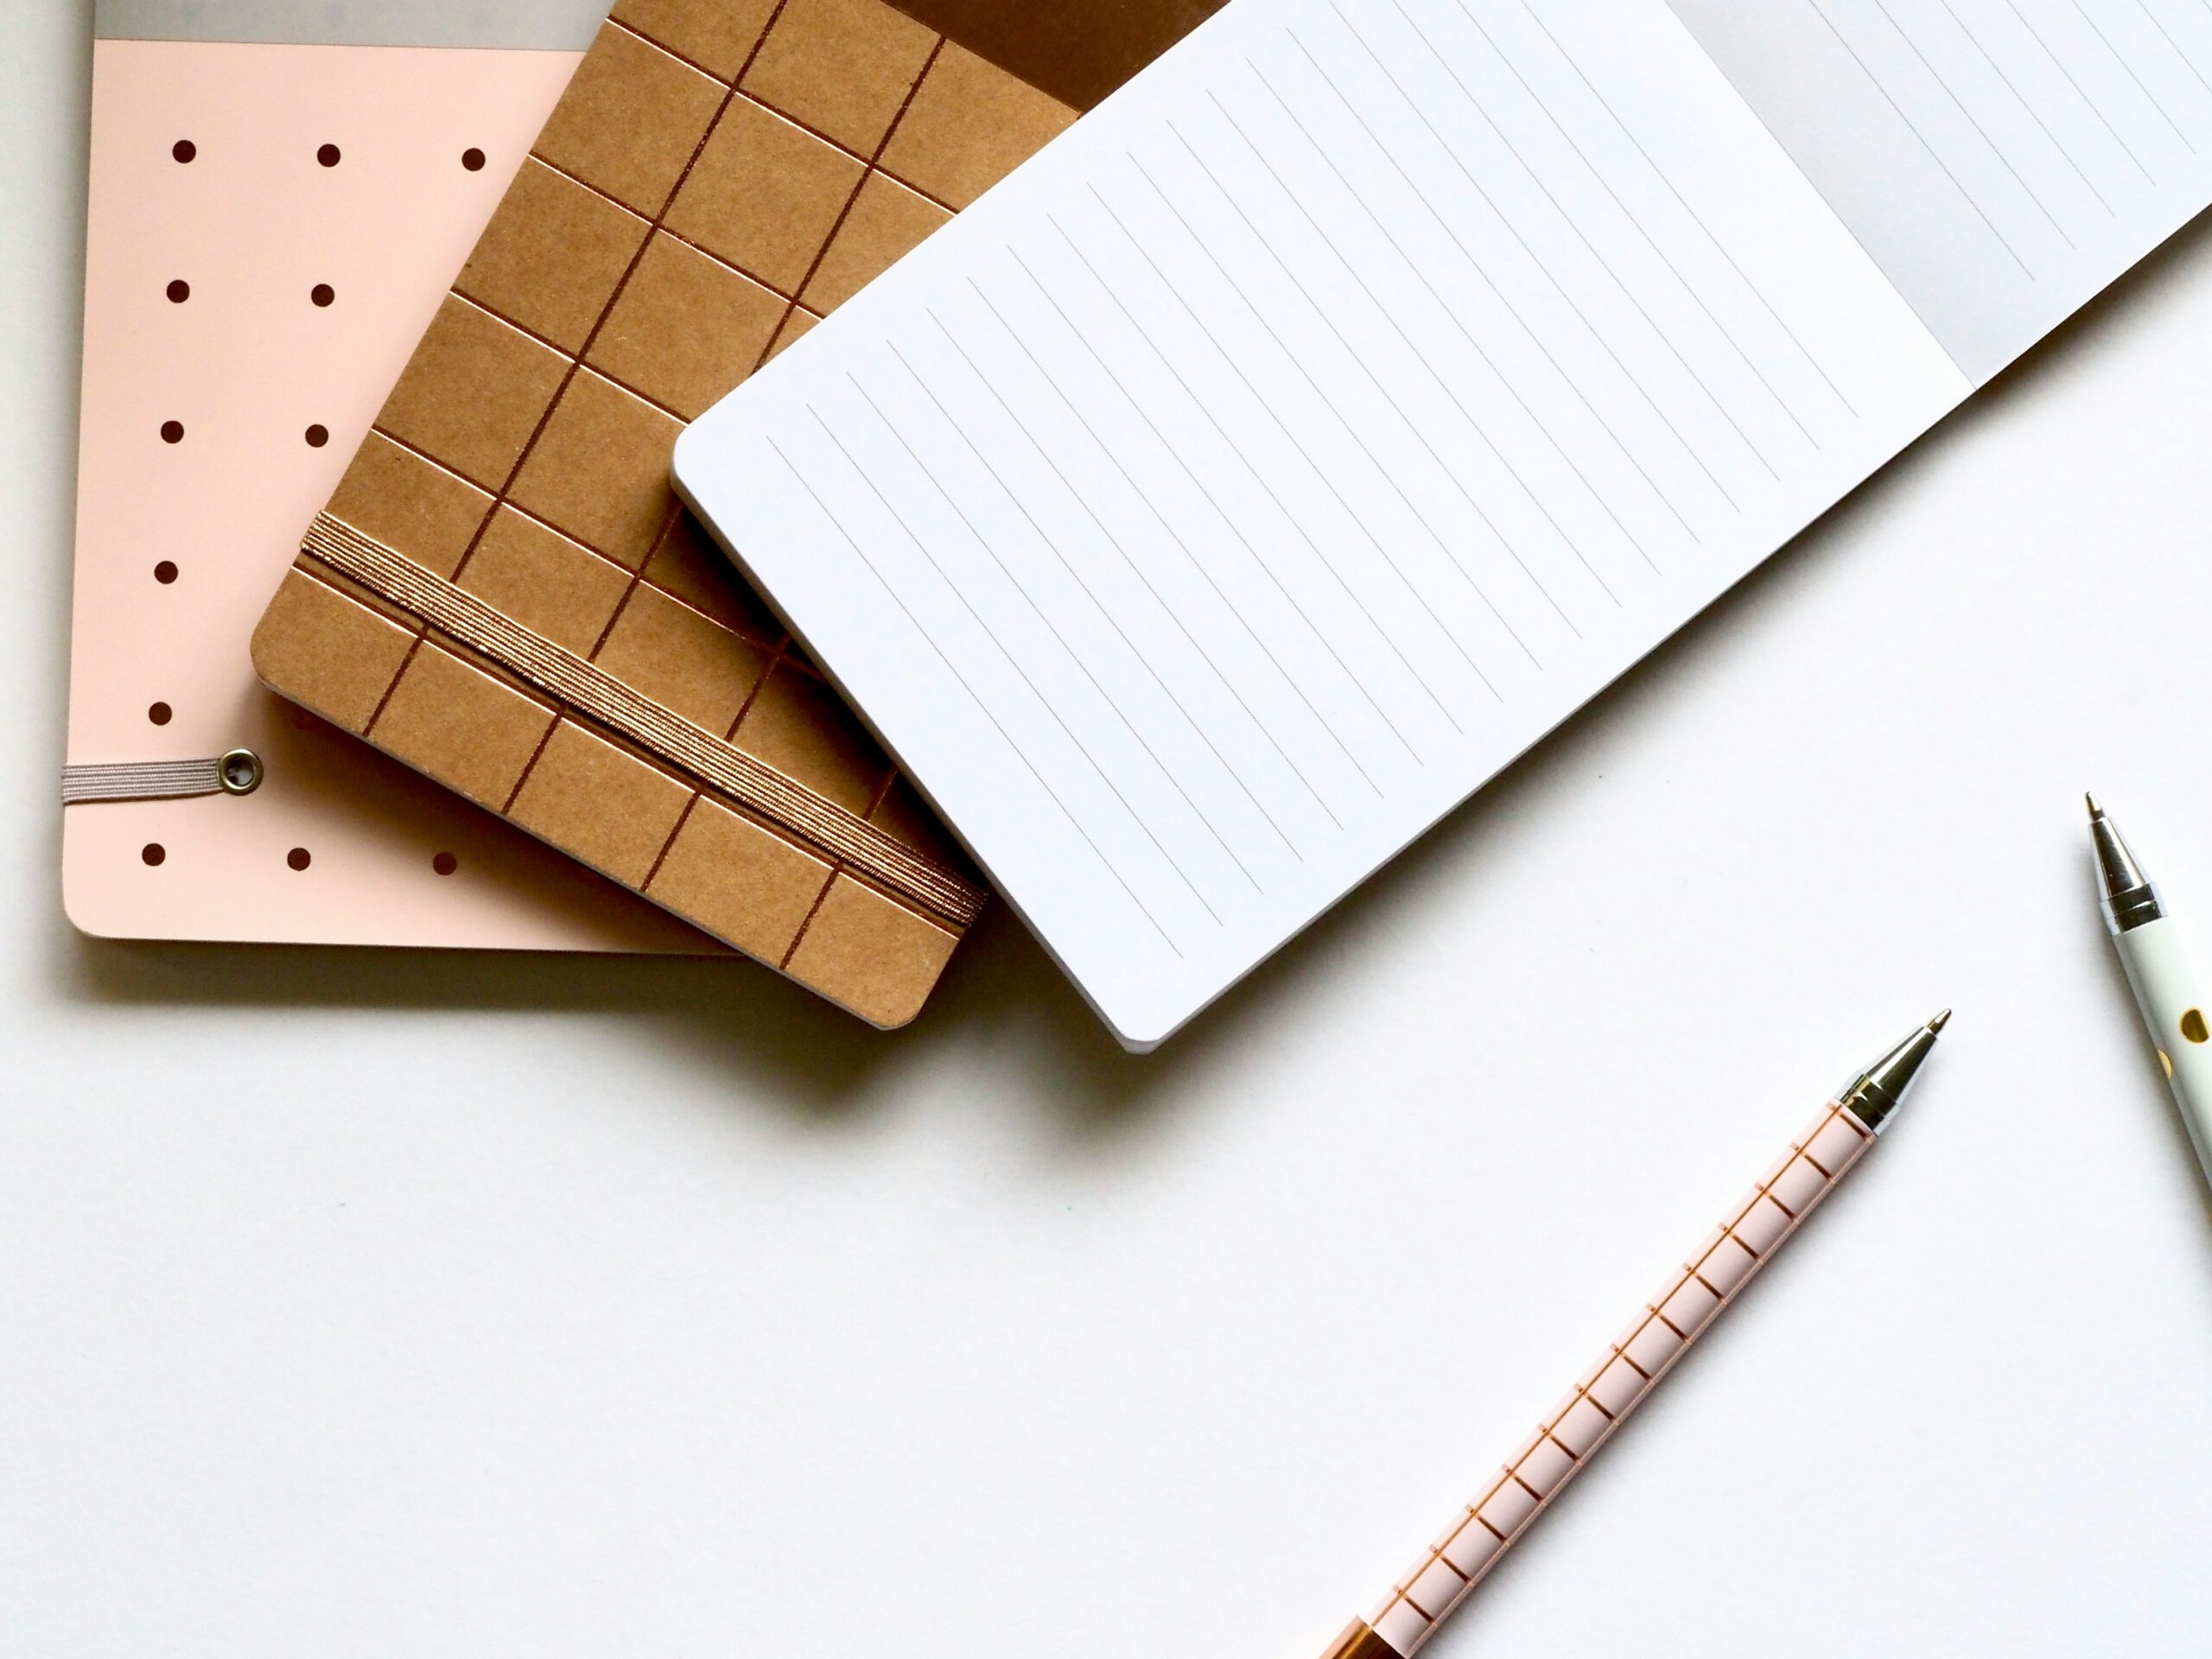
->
[346,422,500,521]
[482,3,948,850]
[342,5,961,673]
[498,707,569,817]
[737,34,955,957]
[443,290,697,428]
[416,3,790,836]
[592,467,783,899]
[638,790,708,893]
[604,12,734,90]
[288,556,945,925]
[359,631,429,742]
[522,145,846,312]
[761,35,950,372]
[774,719,909,971]
[615,459,801,900]
[778,855,844,970]
[433,0,805,606]
[605,16,967,215]
[632,627,794,892]
[347,426,796,663]
[589,499,690,661]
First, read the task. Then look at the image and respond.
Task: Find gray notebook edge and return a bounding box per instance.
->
[94,0,609,49]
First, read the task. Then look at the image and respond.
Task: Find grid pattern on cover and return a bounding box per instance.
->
[251,0,1077,1027]
[1362,1103,1877,1658]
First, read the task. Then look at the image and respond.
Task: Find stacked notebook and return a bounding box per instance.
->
[86,0,2212,1046]
[73,0,1219,1021]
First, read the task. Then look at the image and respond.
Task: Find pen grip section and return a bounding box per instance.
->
[2116,917,2212,1179]
[1361,1103,1873,1658]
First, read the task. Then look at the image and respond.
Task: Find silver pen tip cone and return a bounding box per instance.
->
[2086,791,2103,822]
[1929,1008,1952,1035]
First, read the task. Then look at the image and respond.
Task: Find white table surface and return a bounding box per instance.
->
[6,6,2209,1655]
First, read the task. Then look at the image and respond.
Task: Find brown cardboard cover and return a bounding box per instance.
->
[251,0,1221,1027]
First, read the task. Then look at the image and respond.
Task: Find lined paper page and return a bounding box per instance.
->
[677,0,1968,1047]
[1672,0,2212,381]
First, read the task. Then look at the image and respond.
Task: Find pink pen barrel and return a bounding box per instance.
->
[1331,1098,1886,1659]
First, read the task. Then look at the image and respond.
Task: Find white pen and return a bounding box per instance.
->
[2088,794,2212,1185]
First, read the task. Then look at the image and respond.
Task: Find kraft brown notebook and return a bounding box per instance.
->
[251,0,1223,1027]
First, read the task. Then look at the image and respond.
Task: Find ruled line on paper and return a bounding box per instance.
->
[920,308,1362,830]
[1789,0,2212,308]
[1030,200,1530,681]
[1149,122,1509,702]
[1224,65,1590,634]
[1808,0,2039,276]
[1936,0,2116,213]
[762,435,1189,959]
[1396,0,1785,482]
[964,255,1451,779]
[810,406,1231,929]
[1874,0,2080,245]
[1425,1,1825,450]
[849,367,1280,886]
[1128,140,1500,723]
[1192,87,1546,672]
[2128,0,2212,103]
[1516,0,1866,418]
[2069,0,2194,150]
[873,339,1335,853]
[1331,12,1708,543]
[998,236,1498,731]
[1030,206,1433,766]
[1385,0,1744,511]
[1279,27,1664,579]
[2002,0,2156,182]
[1262,38,1627,605]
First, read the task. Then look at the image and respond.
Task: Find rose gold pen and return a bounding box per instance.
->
[1318,1013,1949,1659]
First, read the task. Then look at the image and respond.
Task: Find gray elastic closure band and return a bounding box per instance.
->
[63,752,265,805]
[94,0,611,51]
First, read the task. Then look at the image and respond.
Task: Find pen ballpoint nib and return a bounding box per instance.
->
[1838,1013,1950,1134]
[2089,795,2163,934]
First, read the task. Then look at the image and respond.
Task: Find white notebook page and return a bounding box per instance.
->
[1673,0,2212,381]
[677,0,1969,1047]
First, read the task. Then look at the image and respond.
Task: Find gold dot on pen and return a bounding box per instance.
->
[2182,1009,2209,1046]
[2160,1050,2175,1078]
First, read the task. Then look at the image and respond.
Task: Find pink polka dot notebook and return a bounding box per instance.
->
[66,3,716,952]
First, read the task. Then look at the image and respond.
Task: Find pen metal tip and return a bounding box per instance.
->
[2086,791,2103,822]
[1929,1008,1952,1035]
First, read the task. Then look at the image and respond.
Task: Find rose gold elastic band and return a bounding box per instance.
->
[302,513,986,928]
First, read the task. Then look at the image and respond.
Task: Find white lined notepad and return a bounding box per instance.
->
[679,0,2204,1046]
